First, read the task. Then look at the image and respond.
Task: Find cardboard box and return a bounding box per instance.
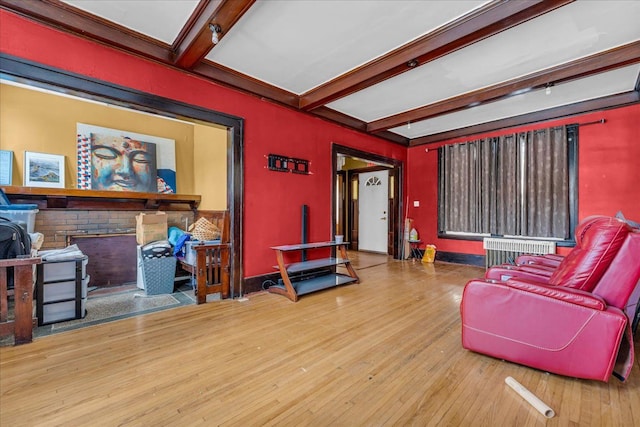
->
[136,212,168,245]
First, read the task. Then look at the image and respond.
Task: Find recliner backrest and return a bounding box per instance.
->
[574,215,609,246]
[549,217,630,291]
[590,231,640,309]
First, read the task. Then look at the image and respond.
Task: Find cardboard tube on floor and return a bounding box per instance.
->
[505,376,555,418]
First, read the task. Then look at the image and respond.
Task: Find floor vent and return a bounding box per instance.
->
[483,238,556,269]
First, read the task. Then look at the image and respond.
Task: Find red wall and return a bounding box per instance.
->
[0,11,406,277]
[407,104,640,257]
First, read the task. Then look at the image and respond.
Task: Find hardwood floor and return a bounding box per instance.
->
[1,256,638,426]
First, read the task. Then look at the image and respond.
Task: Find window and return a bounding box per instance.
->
[438,124,577,241]
[365,176,382,186]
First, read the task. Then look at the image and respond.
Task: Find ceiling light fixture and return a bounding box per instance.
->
[407,59,419,68]
[545,82,554,95]
[209,24,222,45]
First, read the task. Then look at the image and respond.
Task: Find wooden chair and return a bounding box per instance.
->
[1,257,41,344]
[178,211,230,304]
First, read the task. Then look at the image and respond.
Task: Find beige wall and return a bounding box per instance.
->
[0,83,227,208]
[194,124,227,210]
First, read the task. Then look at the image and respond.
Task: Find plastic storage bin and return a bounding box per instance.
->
[37,256,89,325]
[42,298,87,324]
[0,204,39,233]
[42,275,90,302]
[42,257,88,282]
[184,239,221,266]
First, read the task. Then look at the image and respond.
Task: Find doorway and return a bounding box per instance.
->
[332,144,403,259]
[0,54,244,297]
[358,170,389,253]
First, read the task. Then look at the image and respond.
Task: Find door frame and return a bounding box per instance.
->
[1,53,244,296]
[331,144,404,259]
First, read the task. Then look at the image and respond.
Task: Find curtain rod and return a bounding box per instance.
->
[578,119,606,127]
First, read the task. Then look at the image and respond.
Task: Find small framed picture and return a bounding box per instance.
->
[0,150,12,185]
[24,151,65,188]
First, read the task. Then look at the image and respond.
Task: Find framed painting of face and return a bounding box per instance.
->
[77,124,176,193]
[90,134,157,192]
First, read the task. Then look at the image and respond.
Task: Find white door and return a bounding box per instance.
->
[358,170,389,253]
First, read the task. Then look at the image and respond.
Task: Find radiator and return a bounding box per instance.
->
[483,238,556,269]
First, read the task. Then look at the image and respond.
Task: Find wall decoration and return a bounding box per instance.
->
[0,150,13,185]
[267,154,310,175]
[77,123,176,193]
[24,151,65,188]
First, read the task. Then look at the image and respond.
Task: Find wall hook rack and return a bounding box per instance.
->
[267,154,310,175]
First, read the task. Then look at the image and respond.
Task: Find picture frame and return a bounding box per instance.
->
[76,123,176,193]
[24,151,65,188]
[0,150,13,186]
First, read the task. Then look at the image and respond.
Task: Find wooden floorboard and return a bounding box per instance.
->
[1,255,639,426]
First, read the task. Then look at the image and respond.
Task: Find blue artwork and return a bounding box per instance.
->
[77,123,176,193]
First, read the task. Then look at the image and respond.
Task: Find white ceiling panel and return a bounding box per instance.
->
[61,0,199,45]
[390,64,640,139]
[206,0,487,94]
[328,0,640,122]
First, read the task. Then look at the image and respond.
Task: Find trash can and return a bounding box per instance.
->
[422,244,437,263]
[141,256,176,295]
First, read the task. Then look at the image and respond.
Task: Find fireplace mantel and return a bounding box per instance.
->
[1,186,200,211]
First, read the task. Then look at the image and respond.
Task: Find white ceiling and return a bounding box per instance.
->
[63,0,200,44]
[206,0,488,93]
[329,1,640,122]
[390,63,640,138]
[42,0,640,143]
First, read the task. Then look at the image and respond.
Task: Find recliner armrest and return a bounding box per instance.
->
[485,266,553,283]
[516,254,562,267]
[518,264,555,277]
[506,278,607,310]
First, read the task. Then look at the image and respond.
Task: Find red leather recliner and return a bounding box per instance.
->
[461,217,640,382]
[513,215,607,270]
[485,216,630,290]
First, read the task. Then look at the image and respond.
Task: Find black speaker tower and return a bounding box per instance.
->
[301,204,308,261]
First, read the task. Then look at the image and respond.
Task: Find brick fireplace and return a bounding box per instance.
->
[35,210,195,287]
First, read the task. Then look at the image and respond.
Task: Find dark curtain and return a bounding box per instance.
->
[439,125,570,238]
[523,126,569,238]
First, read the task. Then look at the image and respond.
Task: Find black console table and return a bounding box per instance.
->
[269,241,359,302]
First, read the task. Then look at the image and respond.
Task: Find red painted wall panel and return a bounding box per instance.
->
[407,104,640,256]
[0,10,406,277]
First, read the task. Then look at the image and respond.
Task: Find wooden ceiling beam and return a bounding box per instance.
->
[298,0,574,111]
[409,91,640,146]
[368,41,640,133]
[193,61,300,108]
[173,0,255,69]
[311,108,409,146]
